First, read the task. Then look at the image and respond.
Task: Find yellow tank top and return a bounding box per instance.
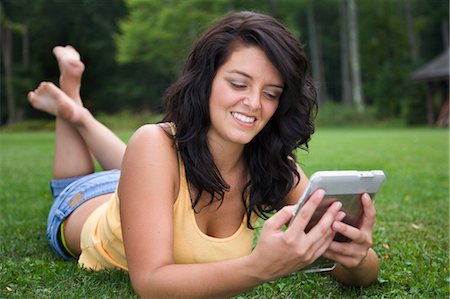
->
[172,160,255,264]
[78,153,255,270]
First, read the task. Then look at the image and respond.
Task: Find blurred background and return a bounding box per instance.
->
[1,0,449,129]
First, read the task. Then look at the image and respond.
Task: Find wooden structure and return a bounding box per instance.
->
[411,48,449,127]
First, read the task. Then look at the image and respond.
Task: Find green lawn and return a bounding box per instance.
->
[1,127,449,298]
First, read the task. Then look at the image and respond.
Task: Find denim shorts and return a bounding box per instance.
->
[47,169,121,260]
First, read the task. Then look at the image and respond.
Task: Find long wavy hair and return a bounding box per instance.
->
[162,11,317,228]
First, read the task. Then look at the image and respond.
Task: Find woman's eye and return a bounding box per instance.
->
[264,91,279,100]
[230,81,246,89]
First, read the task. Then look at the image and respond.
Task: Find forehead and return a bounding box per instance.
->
[219,45,283,84]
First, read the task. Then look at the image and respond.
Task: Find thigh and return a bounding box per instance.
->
[64,193,112,256]
[47,169,120,260]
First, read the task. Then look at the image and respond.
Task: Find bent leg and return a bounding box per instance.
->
[53,46,126,171]
[52,46,94,178]
[28,81,126,171]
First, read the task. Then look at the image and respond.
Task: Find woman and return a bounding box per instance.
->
[28,11,379,298]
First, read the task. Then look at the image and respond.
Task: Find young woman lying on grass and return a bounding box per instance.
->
[27,11,379,298]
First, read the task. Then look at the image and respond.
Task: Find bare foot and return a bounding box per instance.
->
[27,82,82,123]
[53,45,85,104]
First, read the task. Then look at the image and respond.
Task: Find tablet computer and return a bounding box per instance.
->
[290,170,386,273]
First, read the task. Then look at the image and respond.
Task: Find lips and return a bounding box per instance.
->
[231,112,256,124]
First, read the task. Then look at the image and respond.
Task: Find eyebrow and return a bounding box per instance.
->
[226,70,284,89]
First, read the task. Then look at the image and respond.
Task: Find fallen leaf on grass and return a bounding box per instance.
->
[383,243,390,249]
[383,254,390,260]
[411,223,421,230]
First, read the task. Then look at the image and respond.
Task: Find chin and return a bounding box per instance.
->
[229,133,256,145]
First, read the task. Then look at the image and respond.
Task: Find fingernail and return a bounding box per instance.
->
[316,189,325,197]
[334,201,342,210]
[333,221,341,230]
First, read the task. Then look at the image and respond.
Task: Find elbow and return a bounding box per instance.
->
[130,272,174,299]
[130,275,149,298]
[130,273,158,299]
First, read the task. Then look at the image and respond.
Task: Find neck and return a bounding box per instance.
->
[207,138,245,175]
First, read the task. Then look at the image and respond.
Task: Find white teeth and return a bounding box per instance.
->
[231,112,255,124]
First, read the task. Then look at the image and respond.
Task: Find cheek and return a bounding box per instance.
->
[263,101,279,119]
[210,84,236,110]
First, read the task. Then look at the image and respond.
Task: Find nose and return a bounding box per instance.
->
[242,92,261,111]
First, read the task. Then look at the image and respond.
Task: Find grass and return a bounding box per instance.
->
[1,127,449,298]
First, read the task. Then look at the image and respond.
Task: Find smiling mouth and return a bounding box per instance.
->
[231,112,256,124]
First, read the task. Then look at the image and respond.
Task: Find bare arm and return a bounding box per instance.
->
[118,127,342,298]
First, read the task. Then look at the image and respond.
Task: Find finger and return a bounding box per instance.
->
[265,205,297,232]
[324,243,370,268]
[308,233,337,263]
[332,220,362,243]
[288,189,326,233]
[294,203,341,260]
[335,211,346,222]
[322,249,353,265]
[306,200,342,243]
[302,220,338,264]
[359,193,376,233]
[326,241,354,257]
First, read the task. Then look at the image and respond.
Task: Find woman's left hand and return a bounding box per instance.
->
[322,193,376,270]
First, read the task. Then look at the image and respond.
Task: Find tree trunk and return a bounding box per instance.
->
[347,0,364,114]
[268,0,279,19]
[1,23,16,125]
[404,0,419,64]
[425,82,436,126]
[442,19,449,50]
[23,25,30,68]
[340,0,351,105]
[306,1,327,106]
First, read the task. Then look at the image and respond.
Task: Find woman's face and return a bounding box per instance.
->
[208,45,283,147]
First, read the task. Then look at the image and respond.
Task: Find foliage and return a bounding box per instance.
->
[1,0,128,123]
[117,0,226,76]
[358,0,448,121]
[314,101,405,128]
[1,128,448,298]
[1,0,448,125]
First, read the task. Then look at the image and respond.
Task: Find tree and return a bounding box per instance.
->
[347,0,364,115]
[340,0,351,105]
[404,0,419,64]
[1,0,128,123]
[115,0,278,111]
[1,2,30,124]
[306,1,327,106]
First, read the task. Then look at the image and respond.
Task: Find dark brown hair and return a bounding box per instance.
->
[162,11,317,227]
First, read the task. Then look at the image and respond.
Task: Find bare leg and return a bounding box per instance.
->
[53,46,84,104]
[27,81,126,171]
[29,46,127,255]
[52,46,126,173]
[27,82,122,255]
[51,46,94,178]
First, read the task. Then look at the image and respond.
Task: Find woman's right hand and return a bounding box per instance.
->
[250,189,343,282]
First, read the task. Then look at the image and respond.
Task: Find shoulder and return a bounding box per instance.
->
[127,123,174,150]
[124,123,177,162]
[119,123,179,195]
